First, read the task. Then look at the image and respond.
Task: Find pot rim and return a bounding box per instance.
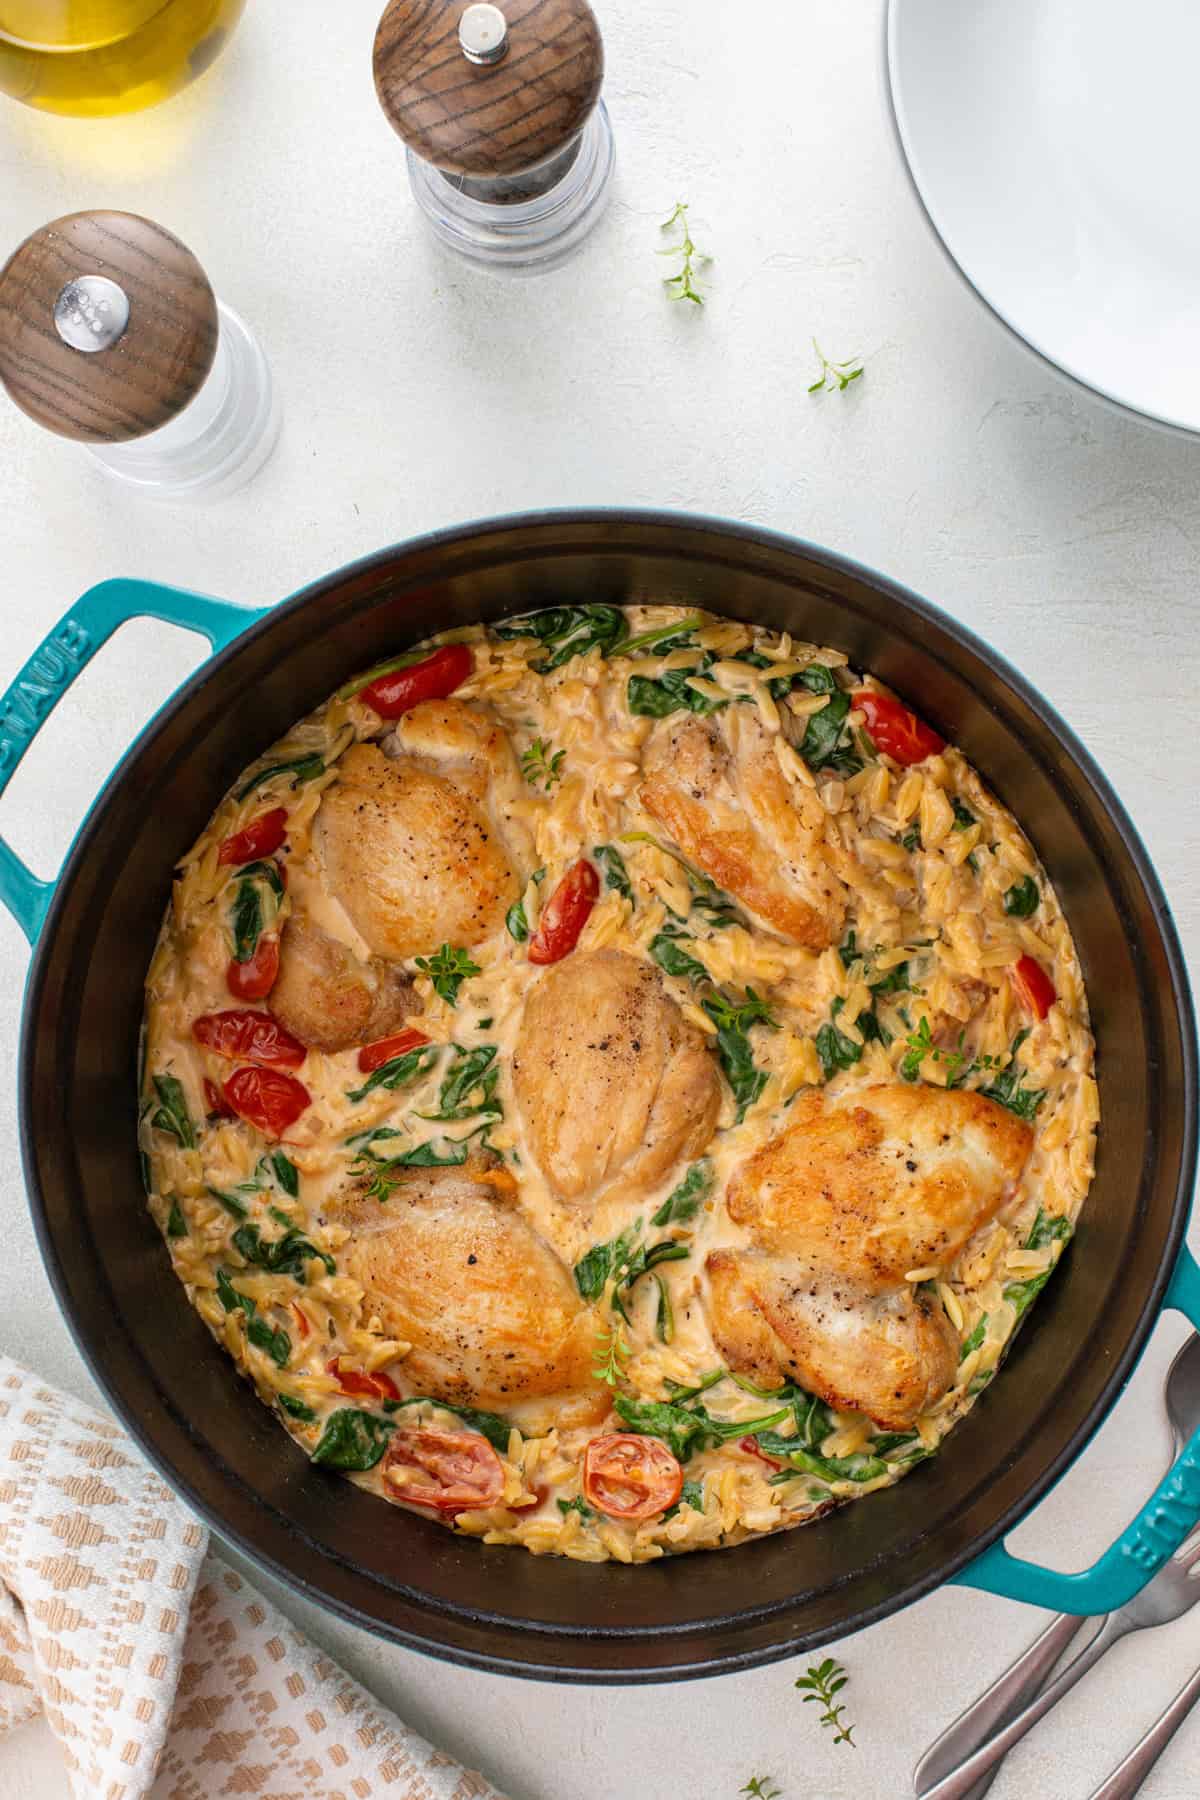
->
[19,508,1199,1680]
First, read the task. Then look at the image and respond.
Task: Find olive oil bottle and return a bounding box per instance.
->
[0,0,245,115]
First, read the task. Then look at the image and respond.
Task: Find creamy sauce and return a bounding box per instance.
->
[140,607,1097,1562]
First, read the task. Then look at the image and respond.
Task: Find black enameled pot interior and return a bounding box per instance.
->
[21,513,1196,1681]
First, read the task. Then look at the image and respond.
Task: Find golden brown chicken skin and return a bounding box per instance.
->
[513,948,721,1203]
[640,709,846,950]
[706,1084,1033,1429]
[315,717,524,960]
[269,913,416,1053]
[329,1158,607,1431]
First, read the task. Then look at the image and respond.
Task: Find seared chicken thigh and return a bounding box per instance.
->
[707,1084,1033,1429]
[707,1250,958,1432]
[330,1158,606,1429]
[640,709,846,949]
[270,914,416,1052]
[316,702,528,959]
[513,949,721,1202]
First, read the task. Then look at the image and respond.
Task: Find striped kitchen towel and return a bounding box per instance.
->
[0,1355,508,1800]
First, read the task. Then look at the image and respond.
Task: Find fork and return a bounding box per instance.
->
[914,1531,1200,1799]
[916,1330,1200,1798]
[1086,1661,1200,1799]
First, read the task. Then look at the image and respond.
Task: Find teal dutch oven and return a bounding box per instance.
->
[0,512,1196,1679]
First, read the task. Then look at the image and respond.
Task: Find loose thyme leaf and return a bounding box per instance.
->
[740,1781,782,1800]
[795,1656,856,1747]
[661,200,709,306]
[415,943,481,1006]
[808,339,865,396]
[520,737,566,790]
[592,1321,630,1388]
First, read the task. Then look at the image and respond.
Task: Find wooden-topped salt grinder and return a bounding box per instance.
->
[0,210,279,501]
[373,0,614,272]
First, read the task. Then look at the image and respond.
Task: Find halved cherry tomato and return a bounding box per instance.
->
[357,644,474,719]
[855,690,945,766]
[218,808,288,867]
[193,1009,307,1070]
[356,1026,431,1073]
[204,1078,235,1119]
[326,1356,400,1402]
[223,1065,311,1138]
[381,1426,505,1512]
[1011,953,1056,1021]
[290,1301,311,1339]
[226,934,280,1001]
[738,1434,783,1470]
[583,1433,683,1520]
[528,858,600,965]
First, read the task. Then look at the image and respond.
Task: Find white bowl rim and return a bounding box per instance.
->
[883,0,1200,441]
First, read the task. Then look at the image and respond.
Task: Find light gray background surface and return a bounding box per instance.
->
[0,3,1198,1796]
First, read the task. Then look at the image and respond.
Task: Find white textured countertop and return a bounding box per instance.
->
[1,3,1199,1796]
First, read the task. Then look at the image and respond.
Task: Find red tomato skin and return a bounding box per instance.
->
[358,645,473,719]
[226,934,280,1001]
[326,1357,400,1401]
[218,808,288,866]
[528,859,600,965]
[290,1301,311,1339]
[855,690,946,766]
[356,1027,431,1073]
[583,1432,684,1521]
[192,1009,307,1069]
[223,1066,311,1138]
[204,1078,235,1119]
[738,1434,783,1470]
[381,1426,505,1512]
[1011,953,1056,1021]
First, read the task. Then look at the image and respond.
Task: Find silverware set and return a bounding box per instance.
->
[914,1333,1200,1799]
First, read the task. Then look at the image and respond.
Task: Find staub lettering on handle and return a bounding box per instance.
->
[1125,1440,1200,1573]
[0,619,91,775]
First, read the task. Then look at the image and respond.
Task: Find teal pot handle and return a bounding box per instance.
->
[0,578,263,944]
[955,1243,1200,1612]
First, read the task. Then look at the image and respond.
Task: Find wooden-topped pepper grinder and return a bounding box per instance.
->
[373,0,614,273]
[0,210,279,501]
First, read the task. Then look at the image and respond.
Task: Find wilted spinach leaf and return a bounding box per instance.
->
[652,1159,713,1227]
[311,1408,392,1470]
[493,605,626,672]
[149,1074,196,1149]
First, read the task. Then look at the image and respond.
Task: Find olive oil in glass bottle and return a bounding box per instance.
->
[0,0,245,115]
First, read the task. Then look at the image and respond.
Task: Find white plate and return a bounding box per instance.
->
[887,0,1200,433]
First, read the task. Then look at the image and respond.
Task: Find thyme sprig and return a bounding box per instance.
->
[808,339,864,395]
[740,1781,783,1799]
[592,1320,630,1388]
[520,737,565,790]
[660,202,709,306]
[795,1656,856,1746]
